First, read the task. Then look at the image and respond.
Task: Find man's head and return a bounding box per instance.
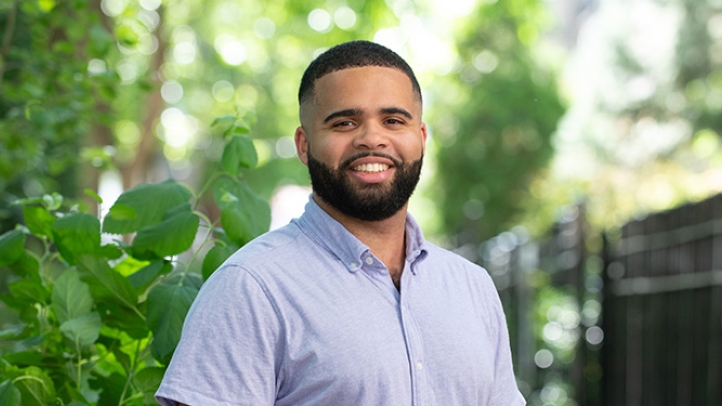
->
[298,40,422,106]
[295,41,427,222]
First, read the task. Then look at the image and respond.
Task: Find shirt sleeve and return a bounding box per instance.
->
[487,283,527,406]
[156,266,282,406]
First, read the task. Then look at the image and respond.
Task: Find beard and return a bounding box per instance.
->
[307,150,423,222]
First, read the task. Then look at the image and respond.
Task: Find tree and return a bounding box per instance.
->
[428,0,565,244]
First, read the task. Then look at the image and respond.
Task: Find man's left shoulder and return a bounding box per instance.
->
[424,242,480,265]
[422,242,490,277]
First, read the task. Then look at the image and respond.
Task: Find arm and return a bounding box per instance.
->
[155,267,282,405]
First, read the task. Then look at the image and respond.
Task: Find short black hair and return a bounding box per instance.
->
[298,40,422,105]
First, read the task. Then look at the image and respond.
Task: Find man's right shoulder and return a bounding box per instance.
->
[215,221,309,274]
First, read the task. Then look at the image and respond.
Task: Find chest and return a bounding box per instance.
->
[270,264,498,405]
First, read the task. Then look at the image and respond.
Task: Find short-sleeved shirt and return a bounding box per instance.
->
[156,198,525,406]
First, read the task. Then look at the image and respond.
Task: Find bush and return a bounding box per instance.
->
[0,116,270,405]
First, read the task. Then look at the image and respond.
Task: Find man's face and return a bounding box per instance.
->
[295,66,427,221]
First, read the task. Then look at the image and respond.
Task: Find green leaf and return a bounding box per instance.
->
[221,134,258,174]
[89,372,125,406]
[98,244,123,259]
[202,245,235,280]
[96,301,148,339]
[107,204,136,221]
[128,260,172,290]
[0,230,25,266]
[133,367,165,404]
[103,179,192,234]
[146,283,198,364]
[114,256,150,277]
[7,252,39,277]
[231,124,250,134]
[8,278,48,308]
[3,365,55,406]
[211,115,236,128]
[42,193,63,211]
[51,269,94,325]
[213,178,270,246]
[1,351,44,367]
[51,212,100,265]
[77,256,138,312]
[128,204,199,260]
[22,206,56,238]
[0,380,21,406]
[60,312,102,350]
[84,188,103,204]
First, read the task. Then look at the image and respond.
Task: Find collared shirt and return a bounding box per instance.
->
[156,198,525,406]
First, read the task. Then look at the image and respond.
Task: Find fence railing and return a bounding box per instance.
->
[477,193,722,405]
[602,194,722,406]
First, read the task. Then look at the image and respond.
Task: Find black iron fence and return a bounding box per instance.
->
[476,193,722,405]
[602,194,722,405]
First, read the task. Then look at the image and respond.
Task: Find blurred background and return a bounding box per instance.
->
[1,0,721,404]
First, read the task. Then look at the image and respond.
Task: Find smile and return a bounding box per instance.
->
[352,163,389,173]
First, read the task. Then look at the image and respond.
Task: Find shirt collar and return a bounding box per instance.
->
[294,197,428,273]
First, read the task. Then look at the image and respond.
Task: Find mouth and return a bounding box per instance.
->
[352,163,390,173]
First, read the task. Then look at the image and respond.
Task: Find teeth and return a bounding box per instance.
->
[353,163,389,173]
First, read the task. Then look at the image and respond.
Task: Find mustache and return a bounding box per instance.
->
[341,152,402,169]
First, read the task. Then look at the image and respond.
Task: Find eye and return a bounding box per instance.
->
[385,117,405,125]
[333,120,356,129]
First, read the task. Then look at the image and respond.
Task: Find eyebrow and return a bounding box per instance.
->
[323,107,414,123]
[323,108,363,123]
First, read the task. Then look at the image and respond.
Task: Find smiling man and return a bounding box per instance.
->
[156,40,526,406]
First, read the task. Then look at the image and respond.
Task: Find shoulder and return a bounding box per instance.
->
[419,242,498,289]
[225,222,307,268]
[423,242,486,272]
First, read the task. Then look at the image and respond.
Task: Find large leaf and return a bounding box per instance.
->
[128,203,199,260]
[0,380,21,406]
[76,256,138,311]
[51,269,94,325]
[221,134,258,174]
[213,177,270,246]
[3,365,55,406]
[103,179,192,235]
[51,212,100,265]
[0,230,25,266]
[146,283,198,364]
[60,312,102,350]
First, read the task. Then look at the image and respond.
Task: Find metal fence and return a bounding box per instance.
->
[602,194,722,405]
[478,194,722,405]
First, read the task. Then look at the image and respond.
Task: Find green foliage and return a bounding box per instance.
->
[0,1,120,202]
[0,116,270,405]
[432,0,565,242]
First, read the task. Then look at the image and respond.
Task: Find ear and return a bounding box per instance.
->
[294,126,309,166]
[420,122,429,155]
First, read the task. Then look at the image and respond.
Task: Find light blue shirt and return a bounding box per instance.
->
[156,198,525,406]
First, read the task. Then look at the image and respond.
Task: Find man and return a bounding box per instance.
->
[156,40,525,406]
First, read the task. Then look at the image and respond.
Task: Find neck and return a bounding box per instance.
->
[313,194,408,278]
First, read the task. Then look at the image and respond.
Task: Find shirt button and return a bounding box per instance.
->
[365,257,374,265]
[350,261,358,268]
[416,362,423,370]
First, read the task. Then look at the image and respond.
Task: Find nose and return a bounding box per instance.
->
[352,122,388,150]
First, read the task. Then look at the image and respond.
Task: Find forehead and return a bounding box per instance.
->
[303,66,421,119]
